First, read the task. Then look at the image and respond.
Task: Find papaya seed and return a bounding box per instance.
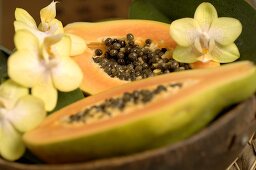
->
[110,49,118,57]
[93,57,102,63]
[128,41,135,46]
[117,59,125,65]
[126,33,134,41]
[128,53,138,61]
[113,42,121,50]
[145,39,152,46]
[117,52,125,59]
[95,49,103,56]
[119,40,126,47]
[170,83,183,88]
[104,38,113,46]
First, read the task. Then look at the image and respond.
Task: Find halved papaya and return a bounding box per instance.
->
[23,61,256,163]
[64,20,177,94]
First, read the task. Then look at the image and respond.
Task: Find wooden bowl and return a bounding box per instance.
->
[1,96,255,170]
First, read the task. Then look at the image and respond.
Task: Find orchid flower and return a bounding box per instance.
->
[0,80,46,161]
[170,2,242,64]
[14,1,86,56]
[8,30,83,111]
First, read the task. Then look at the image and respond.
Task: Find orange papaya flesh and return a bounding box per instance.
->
[23,61,256,163]
[65,20,175,47]
[64,20,178,94]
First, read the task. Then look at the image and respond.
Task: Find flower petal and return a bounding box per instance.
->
[15,8,37,29]
[9,95,46,132]
[194,37,203,53]
[66,33,87,56]
[14,30,39,51]
[14,21,47,43]
[40,1,57,23]
[194,2,218,32]
[32,77,57,111]
[14,21,34,32]
[0,123,2,142]
[8,50,45,87]
[51,35,71,59]
[38,19,64,34]
[0,80,28,109]
[0,121,25,161]
[170,18,200,46]
[173,46,200,63]
[210,43,240,63]
[42,35,70,62]
[42,34,62,61]
[52,58,83,92]
[210,17,242,45]
[49,19,64,34]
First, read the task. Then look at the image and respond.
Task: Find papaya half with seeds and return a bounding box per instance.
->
[64,20,177,94]
[23,61,256,164]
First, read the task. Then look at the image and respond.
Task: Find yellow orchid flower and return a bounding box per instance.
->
[0,80,46,161]
[14,1,86,56]
[170,2,242,64]
[8,30,83,111]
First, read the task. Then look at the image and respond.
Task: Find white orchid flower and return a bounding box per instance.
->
[0,80,46,161]
[170,2,242,65]
[8,30,83,111]
[14,1,86,56]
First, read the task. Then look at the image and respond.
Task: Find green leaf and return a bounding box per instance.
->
[0,46,12,84]
[49,88,85,114]
[129,0,170,23]
[129,0,256,63]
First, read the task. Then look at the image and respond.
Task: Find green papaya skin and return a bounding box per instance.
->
[23,61,256,163]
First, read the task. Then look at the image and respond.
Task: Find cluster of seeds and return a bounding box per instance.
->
[67,83,183,124]
[93,33,191,81]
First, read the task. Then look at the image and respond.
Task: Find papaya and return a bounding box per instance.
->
[65,20,183,94]
[23,61,256,164]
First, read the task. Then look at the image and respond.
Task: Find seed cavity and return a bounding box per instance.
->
[63,81,195,125]
[92,34,191,81]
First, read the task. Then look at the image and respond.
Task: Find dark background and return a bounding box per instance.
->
[0,0,132,49]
